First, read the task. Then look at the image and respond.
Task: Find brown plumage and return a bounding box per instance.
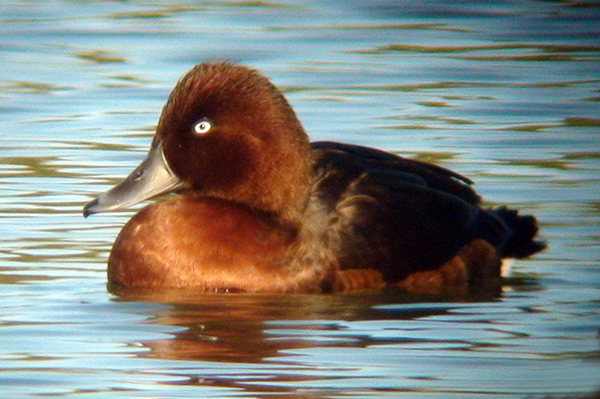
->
[84,62,545,294]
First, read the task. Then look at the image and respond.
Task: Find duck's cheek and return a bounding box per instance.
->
[160,132,201,175]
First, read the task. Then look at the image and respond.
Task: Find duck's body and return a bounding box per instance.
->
[85,62,545,294]
[108,195,338,293]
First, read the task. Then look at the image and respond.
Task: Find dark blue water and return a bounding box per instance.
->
[0,1,599,397]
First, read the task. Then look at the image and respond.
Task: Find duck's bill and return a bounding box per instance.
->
[83,141,184,217]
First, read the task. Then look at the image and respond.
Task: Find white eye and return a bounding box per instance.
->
[193,119,212,135]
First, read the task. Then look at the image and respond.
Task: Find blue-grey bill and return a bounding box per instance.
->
[83,141,184,217]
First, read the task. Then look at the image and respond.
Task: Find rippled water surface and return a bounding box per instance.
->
[1,1,599,398]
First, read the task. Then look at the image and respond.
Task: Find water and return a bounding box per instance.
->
[1,0,599,397]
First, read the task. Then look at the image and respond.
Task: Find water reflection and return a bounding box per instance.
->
[106,281,587,398]
[115,289,502,364]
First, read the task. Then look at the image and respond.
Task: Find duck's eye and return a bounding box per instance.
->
[193,118,212,135]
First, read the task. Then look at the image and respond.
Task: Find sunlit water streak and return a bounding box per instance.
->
[0,1,599,398]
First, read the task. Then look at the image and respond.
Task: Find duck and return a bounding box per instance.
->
[84,61,545,294]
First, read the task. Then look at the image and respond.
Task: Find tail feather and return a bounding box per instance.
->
[491,206,546,258]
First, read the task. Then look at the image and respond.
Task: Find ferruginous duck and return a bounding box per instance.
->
[84,62,545,294]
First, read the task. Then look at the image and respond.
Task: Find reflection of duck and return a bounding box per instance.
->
[122,292,455,363]
[84,62,545,294]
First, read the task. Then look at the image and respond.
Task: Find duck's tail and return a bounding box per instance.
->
[491,206,546,259]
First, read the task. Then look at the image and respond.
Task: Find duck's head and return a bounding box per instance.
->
[84,62,312,223]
